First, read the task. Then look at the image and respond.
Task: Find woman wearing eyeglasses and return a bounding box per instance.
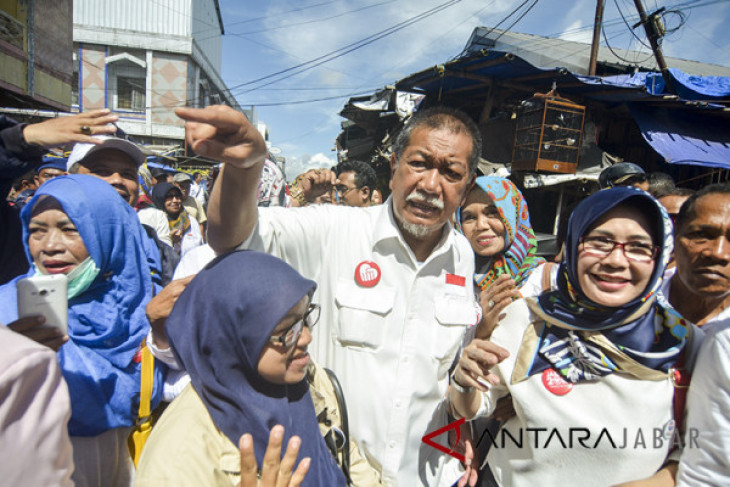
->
[134,251,382,486]
[448,187,699,487]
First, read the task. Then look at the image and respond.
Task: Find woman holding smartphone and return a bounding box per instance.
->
[0,174,164,486]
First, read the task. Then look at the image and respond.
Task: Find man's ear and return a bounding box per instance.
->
[460,173,477,206]
[361,186,371,202]
[389,153,397,191]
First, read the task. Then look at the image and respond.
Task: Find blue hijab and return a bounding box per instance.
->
[0,175,164,435]
[166,250,345,486]
[516,187,687,384]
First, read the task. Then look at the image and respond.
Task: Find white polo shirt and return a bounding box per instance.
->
[239,199,479,486]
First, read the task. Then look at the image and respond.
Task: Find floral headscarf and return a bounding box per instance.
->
[456,176,545,289]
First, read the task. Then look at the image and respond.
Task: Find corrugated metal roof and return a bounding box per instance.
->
[464,27,730,77]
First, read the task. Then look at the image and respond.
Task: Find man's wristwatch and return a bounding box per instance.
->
[450,371,474,394]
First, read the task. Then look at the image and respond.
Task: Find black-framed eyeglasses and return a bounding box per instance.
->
[268,304,321,348]
[335,185,358,196]
[579,236,659,263]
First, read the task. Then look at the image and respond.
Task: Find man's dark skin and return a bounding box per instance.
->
[670,191,730,326]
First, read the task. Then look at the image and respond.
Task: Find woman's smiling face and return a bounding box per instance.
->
[576,205,656,307]
[461,188,506,257]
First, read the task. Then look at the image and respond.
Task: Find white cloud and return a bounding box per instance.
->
[283,152,337,183]
[558,19,593,44]
[222,0,730,171]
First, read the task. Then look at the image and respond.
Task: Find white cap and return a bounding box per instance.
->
[67,135,145,171]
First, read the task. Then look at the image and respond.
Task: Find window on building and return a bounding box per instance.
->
[116,76,146,111]
[106,50,147,113]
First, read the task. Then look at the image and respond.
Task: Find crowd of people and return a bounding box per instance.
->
[0,104,728,487]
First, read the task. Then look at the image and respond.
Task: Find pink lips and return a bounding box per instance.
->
[289,352,310,368]
[476,235,496,247]
[42,260,73,274]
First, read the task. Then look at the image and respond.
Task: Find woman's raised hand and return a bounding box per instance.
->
[476,274,520,339]
[238,425,310,487]
[453,339,509,393]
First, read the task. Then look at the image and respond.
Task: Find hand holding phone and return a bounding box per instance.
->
[17,274,68,334]
[7,315,68,351]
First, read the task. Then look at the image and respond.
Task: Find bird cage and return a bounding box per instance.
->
[511,91,585,174]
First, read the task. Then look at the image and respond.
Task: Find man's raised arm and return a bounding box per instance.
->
[175,105,266,253]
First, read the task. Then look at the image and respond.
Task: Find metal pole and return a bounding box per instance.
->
[632,0,675,93]
[589,0,604,75]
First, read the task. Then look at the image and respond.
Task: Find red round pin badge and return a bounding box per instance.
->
[541,368,573,396]
[355,261,381,287]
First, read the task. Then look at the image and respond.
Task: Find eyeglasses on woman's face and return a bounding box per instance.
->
[268,304,321,348]
[579,236,659,263]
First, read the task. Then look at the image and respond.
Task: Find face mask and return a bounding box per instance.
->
[35,256,101,300]
[65,257,101,299]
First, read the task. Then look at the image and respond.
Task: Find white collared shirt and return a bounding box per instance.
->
[239,199,479,486]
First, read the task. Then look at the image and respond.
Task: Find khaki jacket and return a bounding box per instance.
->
[135,362,382,486]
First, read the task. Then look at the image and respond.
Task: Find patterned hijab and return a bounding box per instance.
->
[166,251,345,486]
[514,187,688,384]
[456,176,544,288]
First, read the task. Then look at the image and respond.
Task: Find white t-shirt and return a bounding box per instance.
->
[518,261,559,298]
[676,322,730,486]
[238,200,479,487]
[137,207,172,247]
[178,215,203,257]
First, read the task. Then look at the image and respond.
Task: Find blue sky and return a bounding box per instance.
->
[217,0,730,181]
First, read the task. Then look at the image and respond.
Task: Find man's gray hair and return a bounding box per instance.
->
[391,106,482,174]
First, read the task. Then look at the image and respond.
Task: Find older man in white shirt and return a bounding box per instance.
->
[174,104,483,486]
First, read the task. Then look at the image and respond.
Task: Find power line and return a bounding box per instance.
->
[225,0,463,95]
[246,90,374,106]
[198,0,397,42]
[615,0,651,49]
[491,0,539,44]
[453,0,534,59]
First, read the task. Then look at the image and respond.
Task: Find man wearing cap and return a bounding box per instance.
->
[67,135,173,250]
[175,104,485,486]
[35,156,68,186]
[598,162,650,191]
[172,172,207,235]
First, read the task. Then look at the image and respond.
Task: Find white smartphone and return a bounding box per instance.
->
[17,274,68,334]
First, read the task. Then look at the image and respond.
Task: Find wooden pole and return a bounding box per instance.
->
[589,0,604,75]
[632,0,675,93]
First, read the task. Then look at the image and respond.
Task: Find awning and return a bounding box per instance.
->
[630,104,730,169]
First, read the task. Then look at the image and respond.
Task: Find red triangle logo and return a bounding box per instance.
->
[421,417,466,463]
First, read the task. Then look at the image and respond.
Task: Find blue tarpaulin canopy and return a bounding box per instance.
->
[630,105,730,168]
[389,50,730,169]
